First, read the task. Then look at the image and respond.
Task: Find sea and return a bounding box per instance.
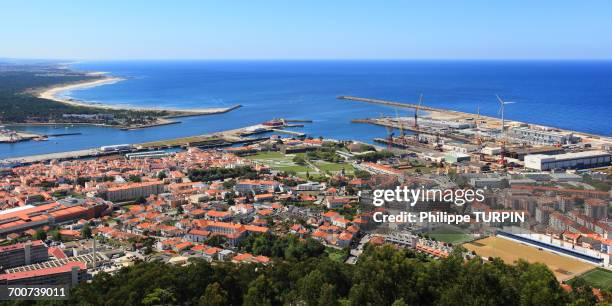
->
[2,60,612,159]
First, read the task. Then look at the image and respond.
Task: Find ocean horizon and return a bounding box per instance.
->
[2,60,612,159]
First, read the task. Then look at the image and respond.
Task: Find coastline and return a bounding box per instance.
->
[36,76,126,109]
[35,74,239,115]
[340,95,612,144]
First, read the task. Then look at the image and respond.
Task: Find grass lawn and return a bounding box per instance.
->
[315,161,354,173]
[426,227,473,245]
[245,151,314,177]
[574,268,612,289]
[245,151,354,179]
[243,151,285,160]
[325,247,347,263]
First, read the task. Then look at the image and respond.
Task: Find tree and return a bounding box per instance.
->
[222,179,236,190]
[243,275,275,306]
[297,270,326,305]
[293,155,306,165]
[142,288,177,306]
[198,282,229,306]
[348,282,370,305]
[391,298,409,306]
[157,172,167,180]
[518,263,567,306]
[81,223,92,239]
[354,169,371,180]
[50,229,61,241]
[64,243,588,305]
[142,237,156,255]
[205,235,227,248]
[567,278,598,305]
[353,151,394,162]
[318,284,339,306]
[33,229,47,241]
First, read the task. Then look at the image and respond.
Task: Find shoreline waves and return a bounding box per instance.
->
[36,74,237,115]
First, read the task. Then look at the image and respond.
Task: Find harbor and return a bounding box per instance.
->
[343,95,612,146]
[0,118,310,166]
[0,126,83,143]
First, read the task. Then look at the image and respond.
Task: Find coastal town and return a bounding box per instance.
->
[0,62,243,144]
[4,0,612,303]
[0,103,611,299]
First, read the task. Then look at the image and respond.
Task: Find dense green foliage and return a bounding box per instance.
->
[292,155,306,165]
[353,151,395,162]
[34,244,608,306]
[0,64,167,123]
[571,268,612,291]
[188,166,258,182]
[353,169,372,180]
[238,233,325,261]
[306,149,343,163]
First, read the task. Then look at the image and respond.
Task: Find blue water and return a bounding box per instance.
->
[2,60,612,159]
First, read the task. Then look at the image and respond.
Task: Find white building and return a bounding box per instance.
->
[509,126,580,145]
[524,151,611,171]
[296,182,324,191]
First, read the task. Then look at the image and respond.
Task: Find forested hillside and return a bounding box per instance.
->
[0,63,166,123]
[49,243,610,306]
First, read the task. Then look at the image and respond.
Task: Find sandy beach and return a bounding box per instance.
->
[36,75,238,114]
[37,76,125,108]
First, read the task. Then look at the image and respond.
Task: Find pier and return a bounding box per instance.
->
[46,132,83,137]
[352,118,471,142]
[339,96,445,113]
[1,118,309,166]
[342,95,612,147]
[284,119,313,123]
[0,131,83,143]
[163,104,242,119]
[270,129,306,137]
[1,149,102,165]
[120,121,181,131]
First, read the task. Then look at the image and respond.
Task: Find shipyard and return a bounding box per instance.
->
[341,95,612,174]
[2,102,609,297]
[2,1,612,304]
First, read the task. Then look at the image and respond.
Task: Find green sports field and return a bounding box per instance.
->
[426,227,473,245]
[244,151,353,178]
[574,268,612,289]
[244,152,311,174]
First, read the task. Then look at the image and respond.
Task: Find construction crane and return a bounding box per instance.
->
[386,128,395,151]
[496,95,516,167]
[381,113,394,151]
[476,105,485,160]
[395,109,405,137]
[414,93,423,129]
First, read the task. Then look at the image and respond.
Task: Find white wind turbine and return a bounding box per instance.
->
[496,94,516,139]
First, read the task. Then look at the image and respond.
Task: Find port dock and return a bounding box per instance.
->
[339,96,444,113]
[0,119,310,166]
[270,129,306,137]
[341,95,612,147]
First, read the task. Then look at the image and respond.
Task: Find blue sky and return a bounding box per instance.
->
[1,1,611,60]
